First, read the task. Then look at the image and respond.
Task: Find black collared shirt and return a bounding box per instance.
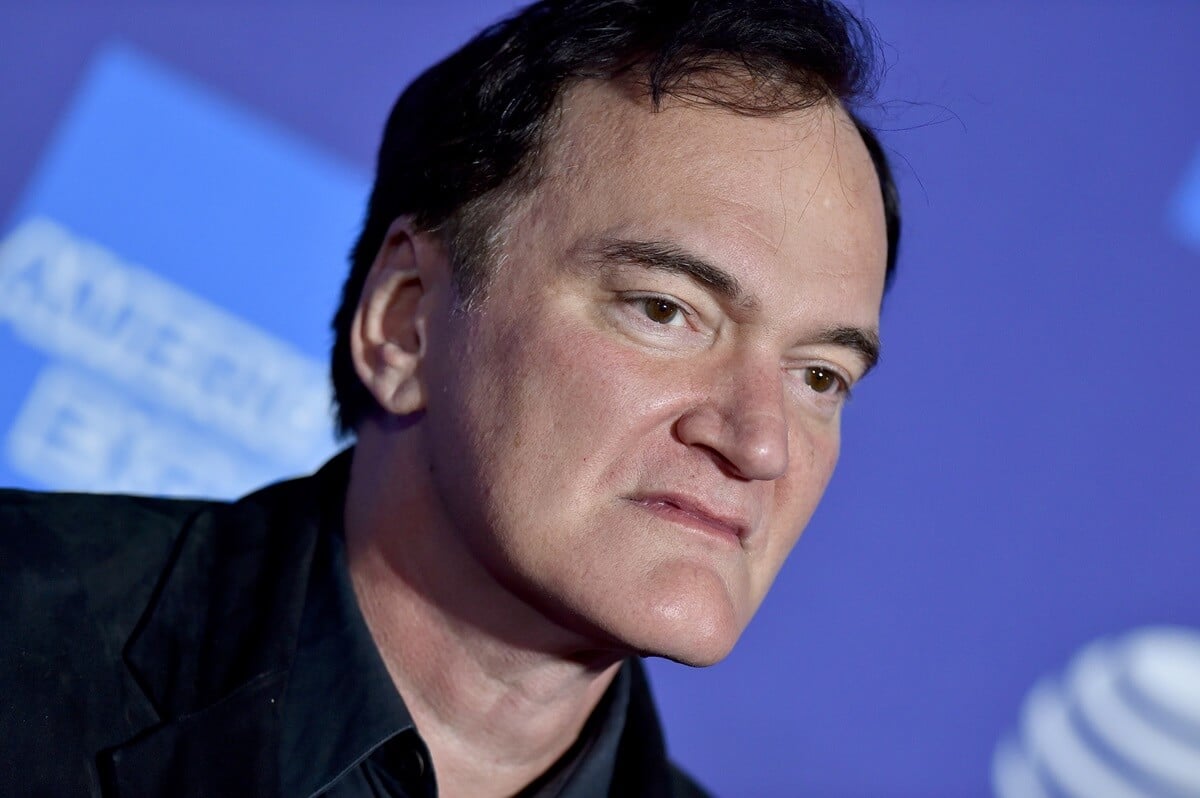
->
[0,452,708,797]
[277,485,635,798]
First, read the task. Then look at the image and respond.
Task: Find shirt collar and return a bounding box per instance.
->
[279,464,415,798]
[520,660,632,798]
[277,450,651,798]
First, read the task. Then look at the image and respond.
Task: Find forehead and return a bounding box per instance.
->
[517,79,888,315]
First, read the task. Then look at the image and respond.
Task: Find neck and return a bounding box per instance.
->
[343,425,624,798]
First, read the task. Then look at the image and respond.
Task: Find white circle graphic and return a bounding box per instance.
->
[992,626,1200,798]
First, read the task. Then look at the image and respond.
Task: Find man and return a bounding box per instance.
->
[1,0,900,795]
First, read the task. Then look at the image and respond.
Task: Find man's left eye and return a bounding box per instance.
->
[803,366,844,394]
[642,297,683,325]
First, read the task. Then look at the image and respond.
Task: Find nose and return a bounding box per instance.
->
[674,359,790,481]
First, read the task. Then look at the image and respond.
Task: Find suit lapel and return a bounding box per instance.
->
[100,458,345,797]
[101,671,288,797]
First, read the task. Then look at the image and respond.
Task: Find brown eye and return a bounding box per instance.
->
[642,298,681,325]
[804,367,841,394]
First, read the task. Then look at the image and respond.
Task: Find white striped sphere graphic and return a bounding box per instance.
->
[993,626,1200,798]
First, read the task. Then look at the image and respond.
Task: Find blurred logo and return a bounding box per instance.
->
[0,44,367,496]
[992,626,1200,798]
[0,218,330,496]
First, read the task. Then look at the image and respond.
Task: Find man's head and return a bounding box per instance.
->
[338,0,898,666]
[332,0,899,437]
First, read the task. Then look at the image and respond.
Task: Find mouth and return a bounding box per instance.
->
[627,493,749,547]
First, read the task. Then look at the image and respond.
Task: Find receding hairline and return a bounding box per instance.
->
[444,68,862,306]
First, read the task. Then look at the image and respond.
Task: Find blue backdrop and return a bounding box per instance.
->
[2,3,1198,795]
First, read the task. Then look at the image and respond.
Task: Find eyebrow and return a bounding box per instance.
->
[592,236,881,374]
[818,326,881,376]
[595,237,755,310]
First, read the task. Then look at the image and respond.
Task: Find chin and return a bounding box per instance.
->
[647,621,742,668]
[654,643,737,669]
[626,579,746,667]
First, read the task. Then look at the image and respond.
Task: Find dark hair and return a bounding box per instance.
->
[331,0,901,436]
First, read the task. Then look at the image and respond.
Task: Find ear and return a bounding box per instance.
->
[350,217,449,418]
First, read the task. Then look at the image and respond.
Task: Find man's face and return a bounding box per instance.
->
[417,80,887,666]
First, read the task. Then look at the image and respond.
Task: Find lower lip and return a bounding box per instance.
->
[632,499,743,547]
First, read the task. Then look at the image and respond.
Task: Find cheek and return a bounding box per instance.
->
[482,309,674,440]
[791,407,842,490]
[457,311,676,517]
[755,422,841,578]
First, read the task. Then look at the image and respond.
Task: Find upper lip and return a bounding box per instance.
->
[628,491,752,541]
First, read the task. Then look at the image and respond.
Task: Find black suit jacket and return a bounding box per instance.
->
[0,459,708,797]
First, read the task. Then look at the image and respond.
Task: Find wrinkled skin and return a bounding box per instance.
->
[355,80,888,668]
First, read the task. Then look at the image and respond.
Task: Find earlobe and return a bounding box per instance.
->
[350,218,444,418]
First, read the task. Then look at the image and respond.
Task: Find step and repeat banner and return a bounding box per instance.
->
[2,3,1197,796]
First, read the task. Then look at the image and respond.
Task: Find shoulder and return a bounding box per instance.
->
[0,488,213,603]
[1,484,212,559]
[0,488,220,792]
[0,488,219,666]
